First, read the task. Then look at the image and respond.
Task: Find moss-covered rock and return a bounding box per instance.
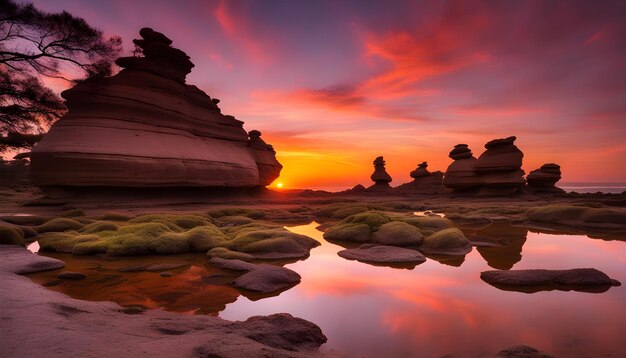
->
[208,208,264,219]
[371,221,424,246]
[324,223,372,243]
[129,214,212,229]
[0,225,25,245]
[206,247,256,261]
[227,228,320,260]
[401,216,454,235]
[420,228,472,255]
[215,215,255,226]
[36,218,84,233]
[81,221,119,234]
[316,203,386,219]
[526,205,626,230]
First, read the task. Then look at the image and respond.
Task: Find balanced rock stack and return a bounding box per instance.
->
[410,162,430,178]
[30,28,282,190]
[526,163,564,193]
[396,161,446,194]
[474,136,525,196]
[368,156,392,190]
[443,144,482,193]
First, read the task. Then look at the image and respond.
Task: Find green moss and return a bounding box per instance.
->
[208,208,265,219]
[316,203,386,219]
[227,228,319,257]
[61,209,86,218]
[175,225,227,251]
[340,212,390,231]
[215,215,255,226]
[420,228,471,255]
[129,214,211,229]
[36,218,84,233]
[0,225,25,245]
[527,205,626,229]
[0,215,49,226]
[39,232,100,253]
[402,216,454,235]
[81,221,119,234]
[206,247,255,261]
[371,221,424,246]
[323,223,372,243]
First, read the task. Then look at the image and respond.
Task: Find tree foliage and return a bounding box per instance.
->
[0,0,122,153]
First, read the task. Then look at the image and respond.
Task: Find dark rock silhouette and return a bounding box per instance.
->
[396,161,447,194]
[443,144,482,192]
[30,28,281,190]
[474,136,525,196]
[368,156,392,190]
[527,163,564,193]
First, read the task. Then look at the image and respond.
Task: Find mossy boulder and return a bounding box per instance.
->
[419,228,472,255]
[401,216,454,235]
[324,223,372,243]
[526,205,626,230]
[39,221,228,256]
[208,208,264,219]
[226,228,320,260]
[206,247,256,261]
[215,215,255,226]
[129,214,212,229]
[371,221,424,246]
[82,221,119,234]
[316,204,386,219]
[0,225,25,245]
[36,218,84,233]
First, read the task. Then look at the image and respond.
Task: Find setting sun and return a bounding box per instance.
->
[276,182,284,188]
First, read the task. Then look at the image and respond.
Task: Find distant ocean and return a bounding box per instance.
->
[305,183,626,194]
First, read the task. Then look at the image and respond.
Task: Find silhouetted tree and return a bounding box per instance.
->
[0,0,122,153]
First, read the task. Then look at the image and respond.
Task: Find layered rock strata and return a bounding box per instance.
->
[474,136,525,196]
[443,144,482,192]
[30,28,281,189]
[526,163,564,193]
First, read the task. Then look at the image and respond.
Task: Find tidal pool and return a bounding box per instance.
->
[27,221,626,357]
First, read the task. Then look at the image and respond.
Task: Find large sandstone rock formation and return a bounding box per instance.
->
[474,136,525,196]
[30,28,281,189]
[443,144,482,192]
[526,163,564,193]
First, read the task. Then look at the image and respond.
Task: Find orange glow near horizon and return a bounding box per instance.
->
[18,0,626,186]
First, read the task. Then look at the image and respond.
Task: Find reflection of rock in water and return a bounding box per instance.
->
[423,253,466,267]
[461,223,528,270]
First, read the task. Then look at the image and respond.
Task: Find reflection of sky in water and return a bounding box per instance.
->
[27,221,626,357]
[220,222,626,357]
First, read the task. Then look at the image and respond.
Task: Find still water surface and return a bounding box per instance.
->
[28,222,626,357]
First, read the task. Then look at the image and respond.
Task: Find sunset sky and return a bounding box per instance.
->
[27,0,626,188]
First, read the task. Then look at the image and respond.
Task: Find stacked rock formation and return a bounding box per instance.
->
[443,144,482,192]
[368,156,392,190]
[30,28,282,189]
[526,163,564,193]
[410,162,430,178]
[396,161,446,194]
[474,136,525,196]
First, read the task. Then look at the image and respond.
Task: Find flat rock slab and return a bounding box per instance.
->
[496,344,554,358]
[234,265,301,294]
[481,268,621,293]
[0,245,65,274]
[338,245,426,264]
